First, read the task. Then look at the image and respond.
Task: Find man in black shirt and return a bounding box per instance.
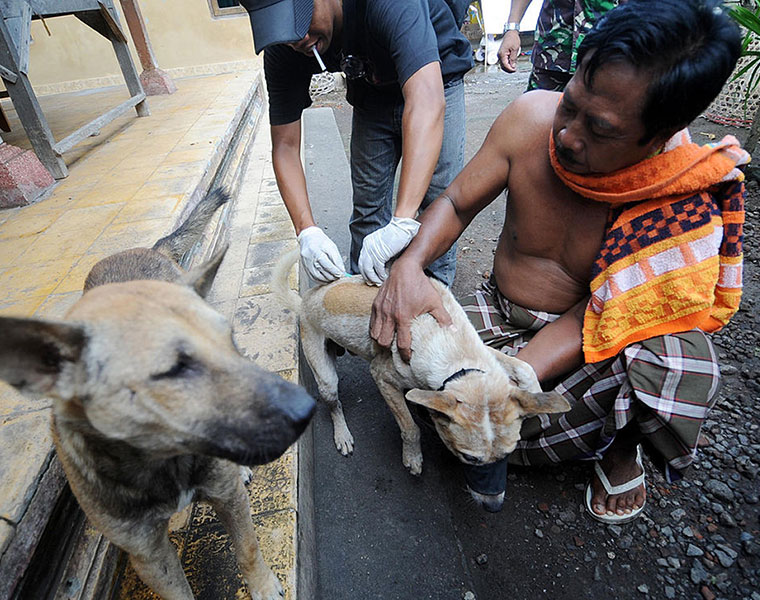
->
[241,0,473,285]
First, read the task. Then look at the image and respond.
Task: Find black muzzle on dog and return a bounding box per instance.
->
[463,457,508,513]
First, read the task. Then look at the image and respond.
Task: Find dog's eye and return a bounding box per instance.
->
[151,353,197,380]
[461,453,482,465]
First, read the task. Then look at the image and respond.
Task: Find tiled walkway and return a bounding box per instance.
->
[0,70,304,598]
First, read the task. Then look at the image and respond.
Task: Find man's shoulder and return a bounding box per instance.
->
[364,0,425,30]
[511,89,562,118]
[495,90,559,145]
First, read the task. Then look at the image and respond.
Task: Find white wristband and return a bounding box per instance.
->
[503,22,520,33]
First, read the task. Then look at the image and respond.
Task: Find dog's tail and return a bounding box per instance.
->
[152,188,230,262]
[271,248,302,315]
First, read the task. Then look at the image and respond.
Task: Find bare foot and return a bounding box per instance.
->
[590,445,646,518]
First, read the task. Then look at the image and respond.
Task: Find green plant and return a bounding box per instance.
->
[728,3,760,112]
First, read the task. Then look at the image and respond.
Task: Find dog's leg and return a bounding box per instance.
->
[120,526,195,600]
[301,322,354,455]
[370,358,423,475]
[240,465,254,485]
[203,462,284,600]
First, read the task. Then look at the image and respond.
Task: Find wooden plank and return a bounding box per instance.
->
[0,14,66,177]
[0,64,17,83]
[0,3,34,76]
[103,2,150,118]
[74,11,111,41]
[53,92,145,154]
[0,1,127,21]
[17,1,32,74]
[0,0,24,19]
[17,1,106,17]
[97,0,126,43]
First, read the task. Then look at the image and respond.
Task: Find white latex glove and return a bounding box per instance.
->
[358,216,421,285]
[297,226,345,284]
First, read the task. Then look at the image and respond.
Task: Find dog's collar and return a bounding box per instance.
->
[437,368,484,391]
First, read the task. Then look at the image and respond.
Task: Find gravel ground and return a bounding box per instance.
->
[312,63,760,599]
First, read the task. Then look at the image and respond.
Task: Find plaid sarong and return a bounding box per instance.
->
[460,277,721,482]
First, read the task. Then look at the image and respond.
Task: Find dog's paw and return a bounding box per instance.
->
[333,428,355,456]
[402,447,423,476]
[248,566,284,600]
[239,466,254,485]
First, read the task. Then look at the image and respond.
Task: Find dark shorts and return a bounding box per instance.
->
[459,277,721,482]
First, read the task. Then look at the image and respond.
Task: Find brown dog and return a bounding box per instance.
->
[272,249,569,511]
[0,190,315,600]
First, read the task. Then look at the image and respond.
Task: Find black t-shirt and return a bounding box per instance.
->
[264,0,473,126]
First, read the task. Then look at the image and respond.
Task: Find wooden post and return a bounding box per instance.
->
[0,13,67,178]
[119,0,177,95]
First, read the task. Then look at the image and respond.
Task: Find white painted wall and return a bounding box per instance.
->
[479,0,542,34]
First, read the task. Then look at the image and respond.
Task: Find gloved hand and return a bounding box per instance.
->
[358,216,421,285]
[297,226,345,284]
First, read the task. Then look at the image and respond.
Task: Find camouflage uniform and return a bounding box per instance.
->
[527,0,619,91]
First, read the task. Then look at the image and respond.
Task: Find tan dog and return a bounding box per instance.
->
[0,190,315,600]
[272,249,569,511]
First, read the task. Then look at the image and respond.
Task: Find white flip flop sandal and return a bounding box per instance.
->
[585,446,646,524]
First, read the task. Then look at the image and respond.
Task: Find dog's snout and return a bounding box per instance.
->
[477,493,505,513]
[461,453,483,465]
[259,376,315,433]
[279,386,316,430]
[462,458,508,492]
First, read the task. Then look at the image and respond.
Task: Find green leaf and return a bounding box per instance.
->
[728,4,760,107]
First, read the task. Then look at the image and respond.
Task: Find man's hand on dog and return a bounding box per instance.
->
[370,259,452,362]
[297,226,345,283]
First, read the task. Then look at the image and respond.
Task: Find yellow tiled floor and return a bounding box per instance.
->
[0,71,255,317]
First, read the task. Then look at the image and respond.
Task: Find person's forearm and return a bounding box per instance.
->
[395,193,470,270]
[395,65,445,219]
[507,0,531,25]
[515,297,588,383]
[395,96,444,218]
[271,124,315,235]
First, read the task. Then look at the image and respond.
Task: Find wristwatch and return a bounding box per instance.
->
[503,22,520,33]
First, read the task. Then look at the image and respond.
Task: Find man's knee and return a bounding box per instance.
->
[626,330,720,409]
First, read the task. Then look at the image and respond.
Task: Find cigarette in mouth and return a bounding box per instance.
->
[312,47,327,72]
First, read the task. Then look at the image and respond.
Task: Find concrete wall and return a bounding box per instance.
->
[27,1,261,94]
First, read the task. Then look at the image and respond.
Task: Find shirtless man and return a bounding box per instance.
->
[370,0,746,522]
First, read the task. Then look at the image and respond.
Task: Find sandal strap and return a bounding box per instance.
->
[593,447,646,496]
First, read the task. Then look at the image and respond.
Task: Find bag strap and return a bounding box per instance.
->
[342,0,367,57]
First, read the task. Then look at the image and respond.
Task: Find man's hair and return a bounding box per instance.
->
[577,0,741,143]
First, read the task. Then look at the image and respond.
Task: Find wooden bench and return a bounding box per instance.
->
[0,0,149,178]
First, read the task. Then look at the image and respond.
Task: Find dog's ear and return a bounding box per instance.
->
[486,348,542,393]
[182,244,228,298]
[405,389,458,417]
[513,389,570,415]
[0,317,86,397]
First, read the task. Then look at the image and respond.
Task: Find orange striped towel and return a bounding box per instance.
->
[550,130,749,362]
